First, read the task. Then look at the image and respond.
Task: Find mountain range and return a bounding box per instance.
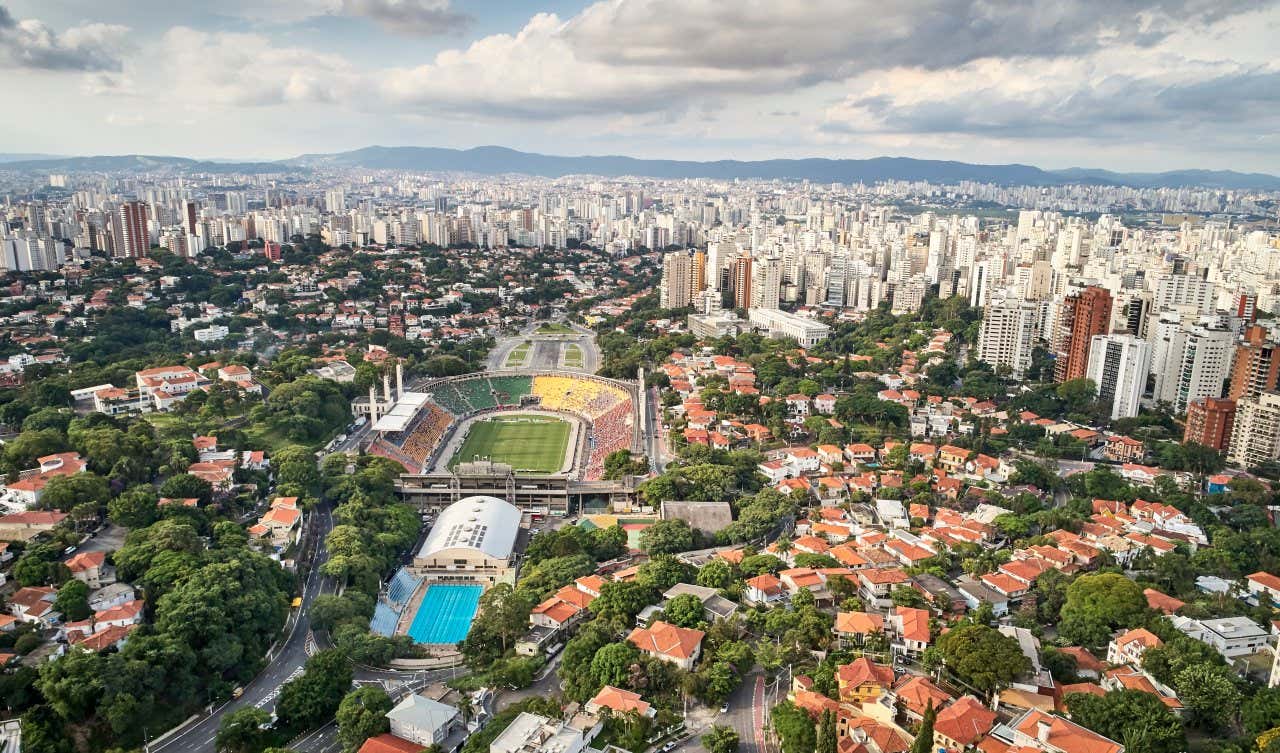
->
[4,145,1279,190]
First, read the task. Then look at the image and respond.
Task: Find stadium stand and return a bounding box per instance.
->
[487,376,533,405]
[387,568,423,607]
[430,382,474,414]
[369,438,416,473]
[533,376,628,419]
[585,400,634,480]
[370,601,399,637]
[398,403,453,466]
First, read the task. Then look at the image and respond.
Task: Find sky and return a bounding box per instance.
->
[1,0,1278,173]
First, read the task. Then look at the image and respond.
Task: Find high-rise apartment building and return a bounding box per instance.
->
[750,257,782,310]
[1229,325,1280,401]
[1185,397,1236,451]
[977,300,1041,378]
[1085,334,1151,419]
[731,257,753,310]
[659,251,692,310]
[691,251,707,294]
[1229,391,1280,469]
[1054,286,1112,383]
[1150,315,1234,414]
[114,201,149,258]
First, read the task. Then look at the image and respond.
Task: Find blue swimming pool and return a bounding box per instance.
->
[406,584,484,644]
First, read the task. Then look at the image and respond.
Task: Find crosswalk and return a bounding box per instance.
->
[256,666,306,709]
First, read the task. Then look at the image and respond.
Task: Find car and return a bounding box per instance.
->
[719,703,729,714]
[63,546,77,556]
[661,743,677,752]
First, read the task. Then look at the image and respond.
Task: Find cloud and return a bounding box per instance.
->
[0,4,130,72]
[339,0,470,35]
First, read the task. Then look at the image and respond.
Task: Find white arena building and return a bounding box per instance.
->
[411,495,521,587]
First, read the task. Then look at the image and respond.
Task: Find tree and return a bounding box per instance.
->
[38,473,111,513]
[816,709,837,753]
[1058,573,1148,648]
[276,650,354,732]
[697,559,733,589]
[934,624,1030,696]
[159,473,215,506]
[108,487,161,529]
[1065,690,1186,753]
[910,702,935,753]
[1244,687,1280,735]
[1175,663,1240,730]
[336,687,393,752]
[703,725,741,753]
[591,642,641,690]
[217,707,273,753]
[53,580,90,622]
[639,519,695,554]
[663,593,704,628]
[771,700,816,753]
[459,584,533,666]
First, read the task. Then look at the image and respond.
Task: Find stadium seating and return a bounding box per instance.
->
[487,376,533,405]
[430,382,474,414]
[370,602,399,637]
[386,568,422,607]
[533,375,628,419]
[369,438,416,472]
[398,403,453,466]
[584,400,634,480]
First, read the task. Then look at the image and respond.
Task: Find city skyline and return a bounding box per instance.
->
[1,0,1278,172]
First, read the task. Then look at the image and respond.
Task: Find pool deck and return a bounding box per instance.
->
[397,581,485,645]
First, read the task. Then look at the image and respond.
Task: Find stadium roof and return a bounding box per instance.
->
[418,495,521,561]
[371,392,431,433]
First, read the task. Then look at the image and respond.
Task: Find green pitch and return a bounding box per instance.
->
[449,414,571,474]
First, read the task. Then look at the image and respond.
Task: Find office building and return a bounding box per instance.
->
[977,299,1040,378]
[1086,334,1151,419]
[1054,286,1112,383]
[1184,397,1236,451]
[747,308,830,347]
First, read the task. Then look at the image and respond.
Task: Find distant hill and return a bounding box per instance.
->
[0,153,68,163]
[5,145,1279,190]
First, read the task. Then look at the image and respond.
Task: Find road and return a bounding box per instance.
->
[646,386,671,473]
[151,505,337,753]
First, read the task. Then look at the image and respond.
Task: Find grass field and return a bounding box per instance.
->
[505,342,531,367]
[535,322,575,334]
[449,414,571,473]
[563,343,584,368]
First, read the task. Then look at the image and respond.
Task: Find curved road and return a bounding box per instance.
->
[150,505,459,753]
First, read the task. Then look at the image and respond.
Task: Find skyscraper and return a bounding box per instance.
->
[1085,334,1151,419]
[731,257,753,310]
[115,201,149,258]
[660,251,692,309]
[1054,286,1112,383]
[1149,316,1234,414]
[1228,391,1280,469]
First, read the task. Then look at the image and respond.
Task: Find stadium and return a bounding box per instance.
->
[363,369,643,648]
[364,369,643,491]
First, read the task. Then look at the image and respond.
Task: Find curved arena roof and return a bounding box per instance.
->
[417,495,521,561]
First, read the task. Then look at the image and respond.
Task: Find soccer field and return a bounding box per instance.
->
[449,414,571,473]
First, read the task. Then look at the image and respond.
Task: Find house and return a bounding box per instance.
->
[836,657,895,703]
[1103,435,1146,463]
[627,620,704,671]
[1106,628,1162,666]
[10,586,56,625]
[0,511,68,541]
[66,550,108,589]
[94,599,145,630]
[386,693,461,747]
[834,611,885,648]
[815,394,837,415]
[1247,572,1280,605]
[2,452,88,509]
[489,711,601,753]
[991,709,1123,753]
[135,366,211,411]
[933,696,997,750]
[586,686,655,718]
[891,674,952,722]
[358,734,428,753]
[1144,588,1186,615]
[743,574,787,607]
[1173,615,1272,658]
[249,498,303,551]
[886,606,931,656]
[662,583,738,622]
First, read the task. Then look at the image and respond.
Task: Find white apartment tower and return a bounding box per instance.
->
[660,251,692,310]
[977,299,1041,378]
[1229,391,1280,469]
[1086,334,1152,419]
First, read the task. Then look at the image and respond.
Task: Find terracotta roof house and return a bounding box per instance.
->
[627,620,705,670]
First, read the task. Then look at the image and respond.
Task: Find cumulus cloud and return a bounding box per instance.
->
[0,3,130,72]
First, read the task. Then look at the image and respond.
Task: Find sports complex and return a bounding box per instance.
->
[364,367,645,647]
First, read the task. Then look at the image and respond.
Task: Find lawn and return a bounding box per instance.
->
[563,343,584,367]
[505,342,531,367]
[535,322,575,334]
[449,414,571,474]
